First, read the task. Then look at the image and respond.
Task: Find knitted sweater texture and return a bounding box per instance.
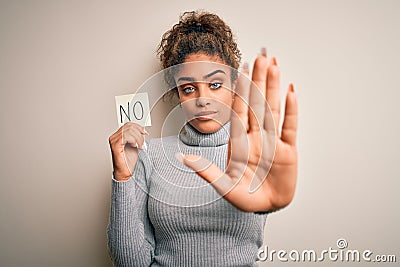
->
[107,122,268,266]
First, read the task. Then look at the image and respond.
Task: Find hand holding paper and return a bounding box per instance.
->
[110,93,151,181]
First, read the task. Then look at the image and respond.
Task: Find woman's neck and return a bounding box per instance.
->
[179,121,230,147]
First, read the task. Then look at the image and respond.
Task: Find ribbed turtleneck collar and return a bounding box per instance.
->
[179,121,230,147]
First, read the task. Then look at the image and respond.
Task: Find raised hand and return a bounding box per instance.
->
[177,50,298,212]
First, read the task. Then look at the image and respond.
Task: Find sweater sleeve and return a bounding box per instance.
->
[107,147,155,267]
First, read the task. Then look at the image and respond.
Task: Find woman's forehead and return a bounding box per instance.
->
[174,61,232,82]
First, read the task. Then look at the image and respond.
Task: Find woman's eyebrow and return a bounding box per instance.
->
[177,76,195,83]
[204,69,226,78]
[177,69,226,83]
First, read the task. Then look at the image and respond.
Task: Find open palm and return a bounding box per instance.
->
[179,53,298,212]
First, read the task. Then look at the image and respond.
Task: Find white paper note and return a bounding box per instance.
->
[115,93,152,127]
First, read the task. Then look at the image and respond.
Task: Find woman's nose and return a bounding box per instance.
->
[196,84,211,107]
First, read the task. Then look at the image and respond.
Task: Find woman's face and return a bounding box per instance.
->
[174,53,235,134]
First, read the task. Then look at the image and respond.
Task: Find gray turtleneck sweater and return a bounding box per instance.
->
[107,122,268,266]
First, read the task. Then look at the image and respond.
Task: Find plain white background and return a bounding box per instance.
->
[0,0,399,266]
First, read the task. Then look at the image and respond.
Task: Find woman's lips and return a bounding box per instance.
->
[194,111,218,120]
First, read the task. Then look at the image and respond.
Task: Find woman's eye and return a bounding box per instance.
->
[182,87,195,94]
[210,82,222,89]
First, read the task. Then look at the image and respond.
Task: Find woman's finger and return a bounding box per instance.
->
[231,64,250,135]
[281,83,298,146]
[123,127,145,149]
[264,58,280,135]
[249,54,268,131]
[127,122,148,135]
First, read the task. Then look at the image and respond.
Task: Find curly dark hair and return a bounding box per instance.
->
[157,10,241,98]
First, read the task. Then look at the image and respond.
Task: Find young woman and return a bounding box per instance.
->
[107,10,298,266]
